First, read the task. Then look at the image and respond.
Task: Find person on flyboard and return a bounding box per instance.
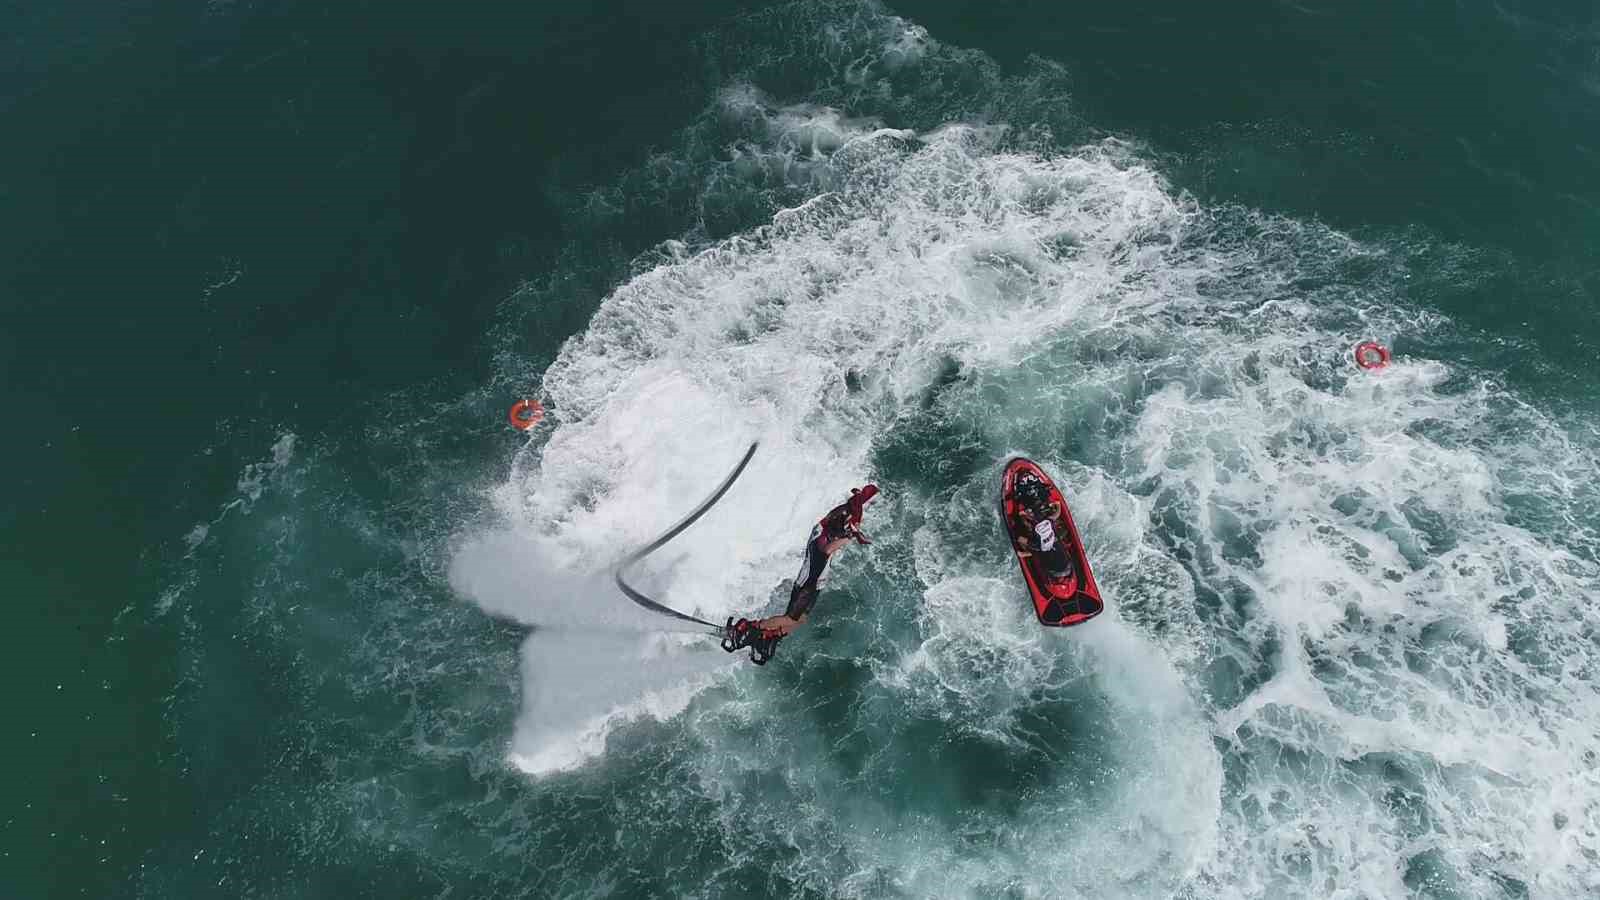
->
[723,484,880,664]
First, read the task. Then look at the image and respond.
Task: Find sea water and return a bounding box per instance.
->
[8,1,1598,897]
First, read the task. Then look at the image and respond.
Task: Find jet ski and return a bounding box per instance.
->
[999,457,1104,627]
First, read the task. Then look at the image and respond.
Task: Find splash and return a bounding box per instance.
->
[488,105,1600,894]
[462,4,1600,896]
[448,525,735,775]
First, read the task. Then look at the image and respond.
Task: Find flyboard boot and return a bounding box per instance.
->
[721,618,782,665]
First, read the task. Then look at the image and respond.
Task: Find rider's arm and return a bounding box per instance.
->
[761,613,806,635]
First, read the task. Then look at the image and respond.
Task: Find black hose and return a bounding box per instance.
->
[613,441,759,631]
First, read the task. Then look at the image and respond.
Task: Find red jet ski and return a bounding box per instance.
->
[999,457,1104,627]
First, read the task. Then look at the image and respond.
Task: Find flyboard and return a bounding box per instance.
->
[999,457,1104,627]
[612,442,781,663]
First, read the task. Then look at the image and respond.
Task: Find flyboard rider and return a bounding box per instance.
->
[722,484,880,663]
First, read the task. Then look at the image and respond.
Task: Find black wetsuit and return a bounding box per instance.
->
[1017,511,1075,580]
[785,502,855,618]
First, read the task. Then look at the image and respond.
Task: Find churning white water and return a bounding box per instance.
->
[450,12,1600,897]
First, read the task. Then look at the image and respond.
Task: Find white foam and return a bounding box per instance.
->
[473,122,1222,890]
[505,631,724,778]
[1112,265,1600,893]
[470,42,1600,894]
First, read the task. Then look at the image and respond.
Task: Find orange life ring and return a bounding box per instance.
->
[1353,341,1391,371]
[508,399,544,431]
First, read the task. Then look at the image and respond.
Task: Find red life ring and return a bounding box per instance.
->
[1353,341,1391,371]
[508,399,544,431]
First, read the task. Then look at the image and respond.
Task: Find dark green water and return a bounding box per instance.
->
[4,1,1597,898]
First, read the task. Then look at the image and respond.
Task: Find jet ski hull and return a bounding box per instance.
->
[999,457,1105,627]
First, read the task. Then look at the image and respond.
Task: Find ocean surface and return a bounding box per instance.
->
[5,1,1599,897]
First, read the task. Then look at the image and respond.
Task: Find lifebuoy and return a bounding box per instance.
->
[508,399,544,430]
[1353,341,1391,371]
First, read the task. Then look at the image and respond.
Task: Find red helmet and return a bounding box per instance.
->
[847,483,879,525]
